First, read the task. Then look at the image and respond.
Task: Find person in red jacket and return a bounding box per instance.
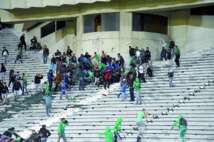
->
[104,66,114,89]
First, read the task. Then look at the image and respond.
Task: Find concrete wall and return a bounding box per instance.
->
[170,9,214,54]
[14,21,76,54]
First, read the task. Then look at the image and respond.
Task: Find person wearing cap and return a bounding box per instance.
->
[22,73,29,96]
[34,73,43,94]
[1,83,8,105]
[44,82,49,95]
[39,125,51,142]
[43,93,53,117]
[12,79,22,102]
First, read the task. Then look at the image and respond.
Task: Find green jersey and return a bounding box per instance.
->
[136,112,145,121]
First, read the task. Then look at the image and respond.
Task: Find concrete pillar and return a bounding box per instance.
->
[119,11,132,69]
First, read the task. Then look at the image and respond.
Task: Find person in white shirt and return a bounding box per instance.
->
[137,63,146,83]
[2,47,9,64]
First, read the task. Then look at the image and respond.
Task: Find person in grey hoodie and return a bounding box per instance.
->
[168,66,175,88]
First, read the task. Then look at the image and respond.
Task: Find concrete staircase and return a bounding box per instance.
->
[46,49,214,142]
[0,28,214,142]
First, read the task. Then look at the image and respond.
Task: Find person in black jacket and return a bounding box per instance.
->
[117,53,125,72]
[3,127,18,138]
[20,34,26,51]
[129,74,135,102]
[13,79,22,102]
[0,80,3,104]
[93,68,101,87]
[144,47,151,62]
[34,74,43,94]
[43,46,49,64]
[1,83,9,105]
[47,70,55,91]
[98,75,105,87]
[1,63,6,82]
[38,125,51,142]
[66,46,72,56]
[8,67,15,87]
[166,49,172,66]
[2,47,9,64]
[129,46,135,58]
[25,130,38,142]
[169,39,175,54]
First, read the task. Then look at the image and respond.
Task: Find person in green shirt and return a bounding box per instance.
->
[174,45,180,68]
[91,52,99,68]
[99,62,106,70]
[22,73,29,96]
[130,56,137,65]
[44,82,49,94]
[14,47,23,64]
[135,108,149,137]
[97,126,114,142]
[58,118,69,142]
[134,78,141,105]
[171,115,187,142]
[114,117,123,142]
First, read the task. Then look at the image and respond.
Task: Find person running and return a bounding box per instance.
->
[134,78,141,105]
[12,79,22,102]
[14,48,23,64]
[170,115,187,142]
[1,83,9,105]
[22,73,29,96]
[135,108,149,138]
[114,117,123,142]
[38,125,51,142]
[1,63,6,82]
[59,80,70,100]
[2,47,9,64]
[168,66,175,88]
[91,52,99,68]
[42,93,52,117]
[97,126,114,142]
[58,118,69,142]
[118,79,129,101]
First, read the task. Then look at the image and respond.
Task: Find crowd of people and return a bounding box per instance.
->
[0,33,185,142]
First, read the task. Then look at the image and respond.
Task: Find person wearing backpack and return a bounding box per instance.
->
[168,66,175,88]
[170,115,187,142]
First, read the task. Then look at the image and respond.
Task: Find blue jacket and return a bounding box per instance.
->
[49,64,54,71]
[64,75,70,84]
[48,73,54,80]
[121,83,129,92]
